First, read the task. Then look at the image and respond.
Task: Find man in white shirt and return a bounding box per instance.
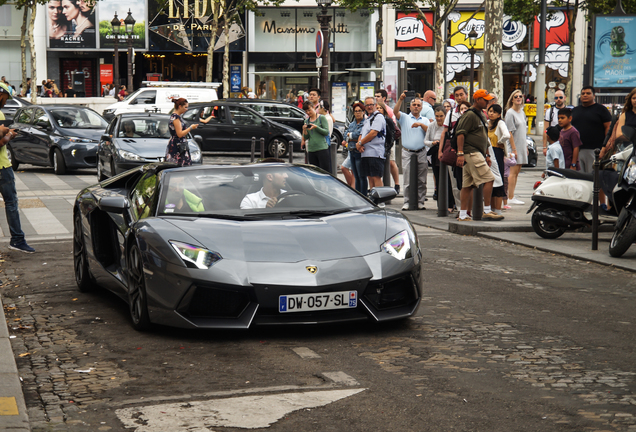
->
[240,171,288,209]
[543,89,570,156]
[375,89,400,194]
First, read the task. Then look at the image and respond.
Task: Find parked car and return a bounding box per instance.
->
[102,82,219,121]
[1,97,32,121]
[97,113,202,181]
[227,98,346,152]
[8,105,108,174]
[182,101,302,157]
[72,162,421,330]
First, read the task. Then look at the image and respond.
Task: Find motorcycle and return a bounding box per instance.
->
[609,126,636,257]
[527,146,632,240]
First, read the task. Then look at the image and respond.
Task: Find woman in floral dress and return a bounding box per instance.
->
[166,98,198,166]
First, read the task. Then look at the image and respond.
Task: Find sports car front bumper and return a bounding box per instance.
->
[142,253,421,329]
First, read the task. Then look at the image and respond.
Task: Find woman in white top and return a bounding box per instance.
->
[504,89,527,205]
[318,100,334,144]
[488,104,513,214]
[426,106,454,211]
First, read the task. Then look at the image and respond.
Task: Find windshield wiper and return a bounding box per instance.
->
[163,213,257,221]
[244,208,349,218]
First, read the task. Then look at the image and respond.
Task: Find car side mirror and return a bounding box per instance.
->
[368,186,397,205]
[35,120,51,130]
[194,135,203,145]
[97,196,129,213]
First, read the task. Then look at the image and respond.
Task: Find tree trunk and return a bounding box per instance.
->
[565,6,577,102]
[222,9,230,98]
[206,3,220,82]
[20,7,28,97]
[28,2,37,104]
[483,0,503,99]
[434,33,445,98]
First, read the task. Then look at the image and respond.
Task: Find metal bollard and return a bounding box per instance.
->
[330,141,337,176]
[408,153,419,211]
[260,137,265,159]
[592,148,601,250]
[250,137,256,163]
[438,160,449,217]
[288,142,294,164]
[472,184,484,220]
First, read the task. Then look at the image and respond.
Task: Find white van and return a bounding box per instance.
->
[102,81,220,121]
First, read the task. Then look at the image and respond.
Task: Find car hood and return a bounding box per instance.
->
[116,138,169,158]
[268,120,299,135]
[165,210,388,263]
[58,128,105,141]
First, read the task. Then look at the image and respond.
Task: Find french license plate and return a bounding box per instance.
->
[279,291,357,313]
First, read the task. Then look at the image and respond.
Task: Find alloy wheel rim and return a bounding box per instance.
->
[129,247,144,324]
[73,216,84,283]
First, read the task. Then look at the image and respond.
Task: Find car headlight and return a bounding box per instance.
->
[169,241,222,269]
[381,230,413,260]
[118,149,144,161]
[68,137,97,143]
[291,129,302,139]
[188,141,202,163]
[624,158,636,184]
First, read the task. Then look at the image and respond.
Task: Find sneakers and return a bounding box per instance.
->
[433,190,438,201]
[457,216,472,221]
[418,203,426,210]
[394,185,400,195]
[503,205,512,210]
[483,211,505,221]
[509,197,525,205]
[401,203,409,211]
[9,242,35,253]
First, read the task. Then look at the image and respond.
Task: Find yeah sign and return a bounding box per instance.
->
[395,12,434,49]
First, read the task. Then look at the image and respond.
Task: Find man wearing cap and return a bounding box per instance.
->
[455,89,504,221]
[0,83,35,253]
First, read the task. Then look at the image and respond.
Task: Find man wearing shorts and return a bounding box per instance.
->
[455,89,504,221]
[356,97,386,201]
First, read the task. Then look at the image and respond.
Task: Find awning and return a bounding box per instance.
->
[249,71,349,77]
[345,67,383,73]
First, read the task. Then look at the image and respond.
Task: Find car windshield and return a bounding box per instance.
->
[157,165,373,219]
[118,117,171,138]
[50,108,108,129]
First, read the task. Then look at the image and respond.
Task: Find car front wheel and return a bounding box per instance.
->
[268,138,288,158]
[73,211,92,292]
[53,148,67,175]
[128,244,151,331]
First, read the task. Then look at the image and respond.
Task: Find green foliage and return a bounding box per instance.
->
[586,0,636,15]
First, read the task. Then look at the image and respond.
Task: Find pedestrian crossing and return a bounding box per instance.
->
[0,172,96,242]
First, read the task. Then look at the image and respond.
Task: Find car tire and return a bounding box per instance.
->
[268,138,288,158]
[128,244,151,331]
[609,208,636,257]
[97,159,107,182]
[6,144,18,171]
[73,211,92,292]
[531,206,566,239]
[53,148,67,175]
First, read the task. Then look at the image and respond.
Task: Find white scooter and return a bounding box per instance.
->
[527,146,632,239]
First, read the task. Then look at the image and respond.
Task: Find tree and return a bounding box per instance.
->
[483,0,504,99]
[206,0,221,82]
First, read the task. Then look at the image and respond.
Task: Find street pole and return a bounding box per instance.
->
[111,13,120,93]
[534,0,547,133]
[127,34,133,93]
[469,49,475,101]
[317,8,332,104]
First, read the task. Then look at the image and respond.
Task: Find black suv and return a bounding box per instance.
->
[183,101,302,157]
[225,99,346,151]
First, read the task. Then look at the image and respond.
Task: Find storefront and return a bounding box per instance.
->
[247,6,378,115]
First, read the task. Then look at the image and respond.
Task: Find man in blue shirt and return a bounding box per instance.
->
[394,91,429,210]
[356,97,387,196]
[421,90,436,122]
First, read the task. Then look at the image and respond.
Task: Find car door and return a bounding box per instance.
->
[183,105,233,152]
[29,108,56,164]
[9,108,35,163]
[227,105,269,151]
[127,90,158,114]
[265,104,305,133]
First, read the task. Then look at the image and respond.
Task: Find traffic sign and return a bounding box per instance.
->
[316,30,323,58]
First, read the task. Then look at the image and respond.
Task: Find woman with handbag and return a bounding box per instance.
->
[166,98,198,167]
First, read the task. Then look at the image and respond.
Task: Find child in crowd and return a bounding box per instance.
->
[545,126,565,170]
[503,152,517,210]
[557,108,583,170]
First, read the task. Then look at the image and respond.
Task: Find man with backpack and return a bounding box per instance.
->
[393,90,430,210]
[356,97,387,201]
[543,90,571,156]
[455,89,504,222]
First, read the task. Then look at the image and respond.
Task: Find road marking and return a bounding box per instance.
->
[115,389,365,431]
[322,371,359,386]
[292,347,321,359]
[22,207,69,235]
[35,173,71,191]
[0,397,19,415]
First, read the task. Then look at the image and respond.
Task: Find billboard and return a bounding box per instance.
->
[448,11,485,49]
[99,0,146,49]
[594,15,636,88]
[395,12,434,50]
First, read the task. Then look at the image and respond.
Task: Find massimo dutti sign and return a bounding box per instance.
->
[250,8,375,53]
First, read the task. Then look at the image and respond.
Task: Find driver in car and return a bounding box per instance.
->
[240,171,288,209]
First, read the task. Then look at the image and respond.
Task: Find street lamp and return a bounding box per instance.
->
[124,9,136,93]
[110,12,121,93]
[316,0,332,104]
[468,28,478,100]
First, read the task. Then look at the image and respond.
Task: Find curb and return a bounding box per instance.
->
[0,295,31,431]
[448,221,533,236]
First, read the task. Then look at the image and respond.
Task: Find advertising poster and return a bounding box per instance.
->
[230,65,242,93]
[332,82,347,123]
[99,0,146,49]
[594,15,636,88]
[395,11,434,50]
[448,11,485,49]
[359,82,375,100]
[48,0,97,49]
[383,60,398,105]
[100,64,113,85]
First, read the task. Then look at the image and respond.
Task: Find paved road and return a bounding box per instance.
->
[3,227,636,431]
